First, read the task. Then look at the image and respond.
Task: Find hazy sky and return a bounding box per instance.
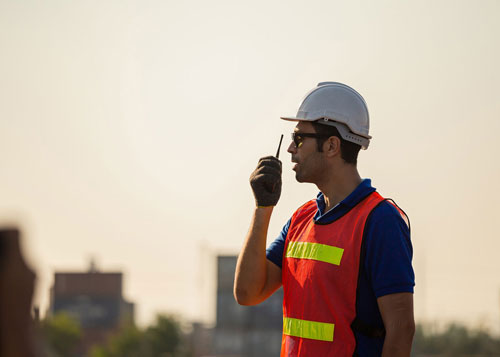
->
[1,0,500,329]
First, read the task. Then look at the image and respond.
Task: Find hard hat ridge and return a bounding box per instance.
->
[281,82,372,149]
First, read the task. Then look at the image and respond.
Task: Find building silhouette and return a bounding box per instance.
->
[213,255,282,357]
[48,261,134,356]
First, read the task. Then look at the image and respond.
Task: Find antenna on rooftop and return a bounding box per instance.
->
[88,257,98,273]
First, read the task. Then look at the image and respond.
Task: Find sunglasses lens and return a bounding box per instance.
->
[291,133,303,148]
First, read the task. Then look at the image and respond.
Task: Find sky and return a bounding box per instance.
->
[1,0,500,330]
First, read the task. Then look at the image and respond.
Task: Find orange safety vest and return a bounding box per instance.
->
[281,191,387,356]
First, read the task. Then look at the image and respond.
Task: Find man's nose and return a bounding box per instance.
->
[287,141,296,154]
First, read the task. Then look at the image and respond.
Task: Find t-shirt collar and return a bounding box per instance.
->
[316,179,376,216]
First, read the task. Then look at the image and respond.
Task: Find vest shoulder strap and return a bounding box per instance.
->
[352,197,410,342]
[352,197,393,342]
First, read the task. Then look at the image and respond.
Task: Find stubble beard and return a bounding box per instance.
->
[294,162,313,183]
[294,154,324,184]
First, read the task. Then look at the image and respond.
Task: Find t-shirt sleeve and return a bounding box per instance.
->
[266,218,290,269]
[364,201,415,298]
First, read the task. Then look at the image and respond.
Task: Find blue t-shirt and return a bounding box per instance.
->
[266,179,415,356]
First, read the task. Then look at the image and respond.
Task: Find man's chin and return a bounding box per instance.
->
[295,170,316,184]
[295,172,306,183]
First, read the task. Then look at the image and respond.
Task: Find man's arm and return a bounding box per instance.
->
[364,201,415,355]
[378,292,415,357]
[234,207,282,305]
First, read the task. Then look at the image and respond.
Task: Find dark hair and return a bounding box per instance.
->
[312,121,361,164]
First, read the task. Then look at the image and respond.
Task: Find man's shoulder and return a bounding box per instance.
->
[363,197,411,248]
[363,196,412,266]
[298,199,317,209]
[292,199,317,216]
[368,198,408,227]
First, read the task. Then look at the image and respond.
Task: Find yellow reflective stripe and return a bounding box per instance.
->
[283,317,334,342]
[286,241,344,266]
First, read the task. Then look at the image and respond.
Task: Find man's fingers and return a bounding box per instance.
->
[251,173,281,193]
[250,156,282,207]
[257,156,282,172]
[250,173,281,188]
[264,179,281,193]
[251,164,281,178]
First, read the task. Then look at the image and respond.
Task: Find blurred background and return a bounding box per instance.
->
[1,0,500,355]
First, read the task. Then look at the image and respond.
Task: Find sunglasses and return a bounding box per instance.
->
[291,132,332,148]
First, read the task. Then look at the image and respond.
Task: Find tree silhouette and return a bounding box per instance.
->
[40,312,82,357]
[90,314,188,357]
[412,322,500,356]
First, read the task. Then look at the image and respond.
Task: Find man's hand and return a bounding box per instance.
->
[250,156,282,207]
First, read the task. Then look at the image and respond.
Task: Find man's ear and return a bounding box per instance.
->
[324,136,341,157]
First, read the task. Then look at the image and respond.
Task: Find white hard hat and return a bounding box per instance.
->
[281,82,371,149]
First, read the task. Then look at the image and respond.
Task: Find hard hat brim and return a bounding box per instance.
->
[280,116,311,122]
[280,116,371,150]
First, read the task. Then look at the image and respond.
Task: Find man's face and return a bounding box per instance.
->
[287,121,325,183]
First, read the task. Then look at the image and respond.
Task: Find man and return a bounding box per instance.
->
[234,82,415,356]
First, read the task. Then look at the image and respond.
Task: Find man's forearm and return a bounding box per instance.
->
[378,292,415,357]
[234,206,273,305]
[381,321,415,357]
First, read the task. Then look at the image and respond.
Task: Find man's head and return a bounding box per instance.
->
[287,120,361,183]
[282,82,370,183]
[281,82,371,150]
